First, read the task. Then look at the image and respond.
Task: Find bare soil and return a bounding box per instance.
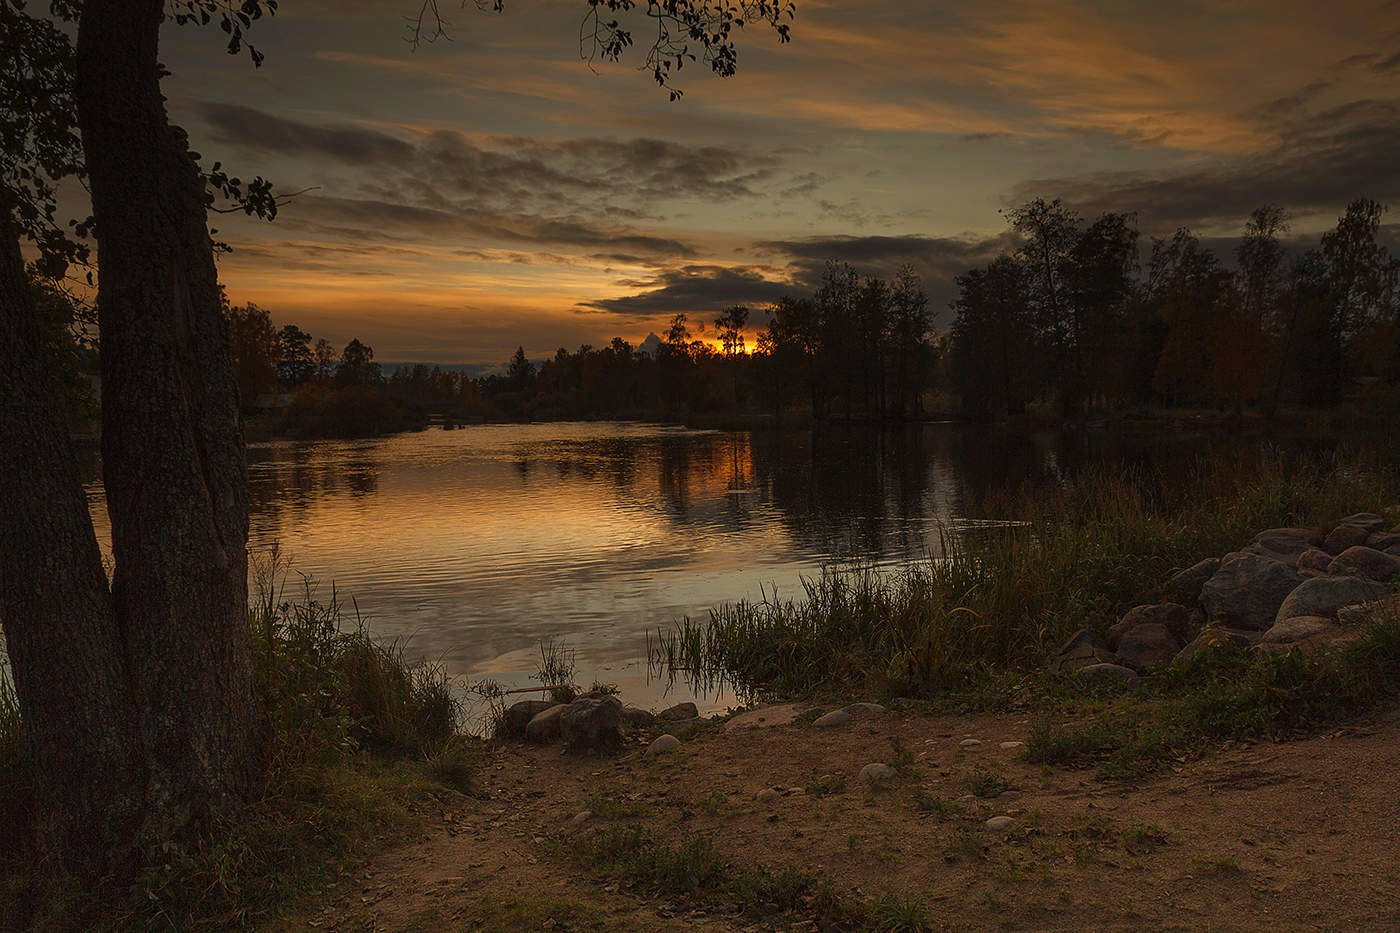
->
[290,704,1400,931]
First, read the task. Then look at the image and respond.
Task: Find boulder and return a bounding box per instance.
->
[842,702,888,717]
[657,702,699,722]
[1327,546,1400,583]
[559,695,624,750]
[1107,603,1191,650]
[1297,547,1333,576]
[1323,523,1370,555]
[1275,575,1381,624]
[1259,615,1337,645]
[1366,531,1400,551]
[620,706,656,729]
[813,709,851,728]
[859,762,897,785]
[1200,553,1304,629]
[1175,626,1256,664]
[524,704,566,743]
[1338,513,1386,534]
[501,699,555,737]
[647,734,681,756]
[1052,628,1114,672]
[1250,528,1320,563]
[1077,662,1140,688]
[984,815,1017,832]
[1161,557,1220,607]
[1260,613,1332,644]
[1115,623,1182,671]
[1337,593,1400,626]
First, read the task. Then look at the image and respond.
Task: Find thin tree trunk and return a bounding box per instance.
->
[76,0,260,838]
[0,208,144,866]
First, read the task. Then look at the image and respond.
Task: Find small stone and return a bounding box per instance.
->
[658,702,699,722]
[756,788,782,804]
[1077,662,1140,687]
[646,734,681,756]
[959,738,982,748]
[984,815,1016,832]
[999,741,1024,750]
[859,762,897,785]
[570,811,591,826]
[813,709,852,728]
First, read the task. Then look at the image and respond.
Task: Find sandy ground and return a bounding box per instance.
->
[289,703,1400,932]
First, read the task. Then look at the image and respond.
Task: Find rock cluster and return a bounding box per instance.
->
[1055,512,1399,682]
[500,694,704,752]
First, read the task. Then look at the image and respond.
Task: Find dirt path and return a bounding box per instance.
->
[292,705,1400,931]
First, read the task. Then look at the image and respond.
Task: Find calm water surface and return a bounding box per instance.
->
[81,421,1234,714]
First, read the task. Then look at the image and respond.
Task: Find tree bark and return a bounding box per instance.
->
[76,0,260,838]
[0,207,144,866]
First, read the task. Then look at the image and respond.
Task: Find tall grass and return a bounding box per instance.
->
[1,556,475,930]
[651,445,1400,699]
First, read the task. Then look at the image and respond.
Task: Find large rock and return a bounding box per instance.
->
[1052,629,1114,672]
[524,704,566,743]
[1250,528,1320,563]
[559,695,624,750]
[658,702,699,722]
[1328,546,1400,583]
[1175,626,1257,664]
[1107,603,1191,650]
[1115,623,1182,671]
[1297,547,1333,576]
[501,699,555,737]
[1200,553,1305,629]
[1338,513,1386,534]
[1323,523,1370,555]
[621,706,656,729]
[1338,593,1400,626]
[1275,575,1381,624]
[1364,530,1399,551]
[1260,615,1337,645]
[1161,557,1220,606]
[1078,662,1140,688]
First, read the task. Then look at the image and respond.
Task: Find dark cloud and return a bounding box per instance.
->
[200,102,417,163]
[1014,98,1400,231]
[578,265,795,317]
[284,194,696,259]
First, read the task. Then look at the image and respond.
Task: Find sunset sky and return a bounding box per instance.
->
[159,0,1400,366]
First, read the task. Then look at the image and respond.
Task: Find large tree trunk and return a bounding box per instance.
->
[0,207,144,866]
[76,0,260,837]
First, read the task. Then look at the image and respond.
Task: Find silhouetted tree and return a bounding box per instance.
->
[277,323,314,387]
[335,337,381,386]
[225,302,279,403]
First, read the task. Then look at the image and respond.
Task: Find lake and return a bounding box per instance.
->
[79,420,1286,716]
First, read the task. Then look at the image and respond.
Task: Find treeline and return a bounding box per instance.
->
[950,197,1400,418]
[479,270,938,422]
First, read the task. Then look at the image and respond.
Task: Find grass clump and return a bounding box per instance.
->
[650,446,1399,700]
[569,825,932,930]
[966,770,1013,799]
[1027,617,1400,778]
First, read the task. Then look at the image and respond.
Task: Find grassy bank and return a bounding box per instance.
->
[651,444,1400,701]
[0,572,480,931]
